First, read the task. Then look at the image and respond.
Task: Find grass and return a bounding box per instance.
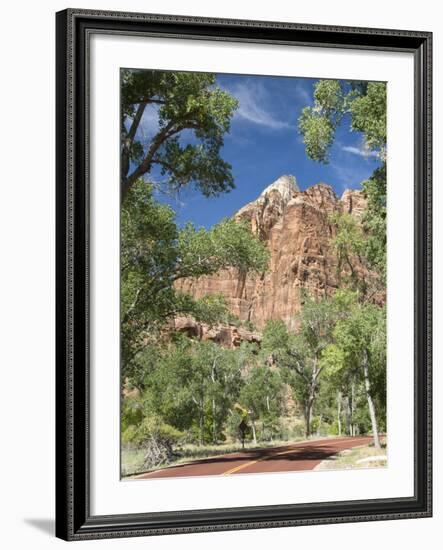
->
[315,441,387,471]
[121,448,147,478]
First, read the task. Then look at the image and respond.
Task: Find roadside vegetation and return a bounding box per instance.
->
[122,435,306,478]
[120,71,387,477]
[315,439,387,471]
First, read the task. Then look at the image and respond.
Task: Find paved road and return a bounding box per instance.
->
[133,436,372,480]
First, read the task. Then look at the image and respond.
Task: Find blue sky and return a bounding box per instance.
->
[138,73,381,228]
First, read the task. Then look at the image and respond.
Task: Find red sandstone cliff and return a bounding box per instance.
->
[176,175,369,335]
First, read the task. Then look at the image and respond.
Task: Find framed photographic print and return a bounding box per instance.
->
[55,8,432,541]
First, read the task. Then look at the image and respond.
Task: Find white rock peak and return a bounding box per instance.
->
[260,175,299,203]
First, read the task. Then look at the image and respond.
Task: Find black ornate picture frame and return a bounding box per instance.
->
[55,8,432,541]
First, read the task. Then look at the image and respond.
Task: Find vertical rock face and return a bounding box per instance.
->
[341,189,367,219]
[176,175,369,331]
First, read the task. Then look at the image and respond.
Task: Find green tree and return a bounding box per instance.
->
[329,164,387,288]
[298,80,386,163]
[142,339,246,446]
[239,366,284,444]
[262,292,353,438]
[121,180,269,373]
[121,69,238,201]
[329,211,366,291]
[298,79,387,278]
[361,165,387,278]
[323,300,386,449]
[319,344,359,436]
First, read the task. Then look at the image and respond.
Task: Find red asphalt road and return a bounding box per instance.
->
[133,436,372,480]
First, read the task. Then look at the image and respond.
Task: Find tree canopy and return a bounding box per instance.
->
[298,80,386,163]
[121,69,238,201]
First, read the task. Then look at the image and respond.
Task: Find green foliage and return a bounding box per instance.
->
[122,290,386,458]
[136,340,249,444]
[298,79,387,281]
[314,80,344,115]
[121,396,144,437]
[298,107,335,163]
[177,217,269,279]
[319,344,346,379]
[328,298,387,430]
[261,292,354,437]
[122,407,183,449]
[329,211,368,292]
[189,294,229,327]
[121,69,238,201]
[349,82,387,157]
[333,302,385,371]
[226,409,249,442]
[298,80,347,163]
[120,73,388,464]
[239,366,285,442]
[327,170,386,289]
[239,366,284,422]
[361,165,387,277]
[298,79,386,163]
[121,181,269,370]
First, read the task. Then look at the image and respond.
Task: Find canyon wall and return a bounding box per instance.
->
[175,175,368,334]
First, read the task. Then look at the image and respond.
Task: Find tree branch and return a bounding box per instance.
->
[122,120,182,200]
[121,103,147,180]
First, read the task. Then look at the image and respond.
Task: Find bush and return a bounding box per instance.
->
[123,413,183,469]
[277,416,305,440]
[226,410,251,444]
[328,420,340,436]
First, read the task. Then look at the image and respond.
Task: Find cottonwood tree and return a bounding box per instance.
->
[141,339,245,446]
[262,292,351,438]
[121,69,238,202]
[322,300,386,449]
[319,344,359,437]
[239,366,284,444]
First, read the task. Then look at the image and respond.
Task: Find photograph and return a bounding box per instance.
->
[54,7,432,540]
[120,69,388,480]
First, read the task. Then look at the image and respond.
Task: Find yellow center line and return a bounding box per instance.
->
[221,438,371,476]
[221,447,303,476]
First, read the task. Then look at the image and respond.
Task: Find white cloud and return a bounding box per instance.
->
[331,161,376,192]
[341,145,378,158]
[227,81,292,131]
[128,104,161,147]
[331,163,358,189]
[293,81,313,106]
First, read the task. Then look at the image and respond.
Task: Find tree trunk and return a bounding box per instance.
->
[199,406,204,446]
[305,398,313,439]
[351,381,356,436]
[344,395,350,435]
[211,361,217,444]
[337,391,342,436]
[121,102,147,186]
[251,420,257,446]
[212,398,217,445]
[362,349,381,450]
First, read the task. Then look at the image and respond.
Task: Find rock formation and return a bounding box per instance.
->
[176,175,370,334]
[172,316,262,348]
